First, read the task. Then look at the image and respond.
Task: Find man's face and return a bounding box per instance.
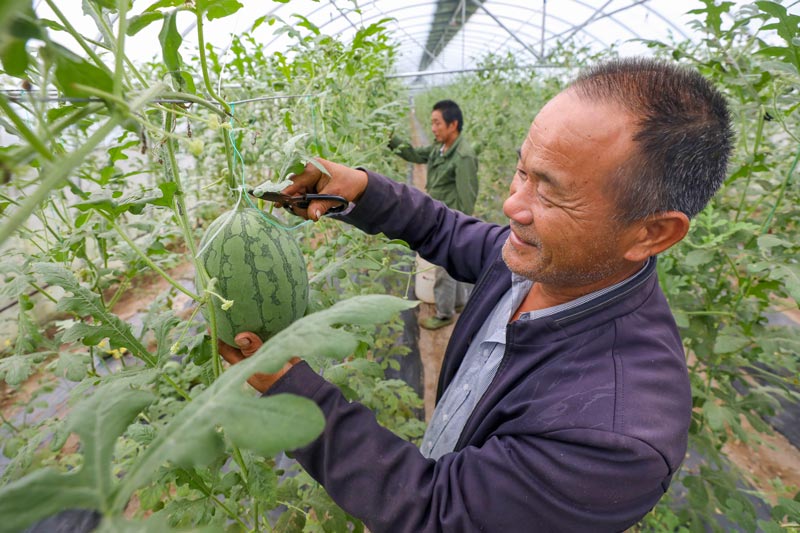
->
[501,89,643,290]
[431,109,458,144]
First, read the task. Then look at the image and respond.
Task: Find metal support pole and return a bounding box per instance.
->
[461,0,466,70]
[540,0,547,59]
[470,0,541,61]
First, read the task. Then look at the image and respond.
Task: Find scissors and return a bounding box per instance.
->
[247,189,349,214]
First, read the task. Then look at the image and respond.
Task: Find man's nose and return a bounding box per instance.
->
[503,189,533,226]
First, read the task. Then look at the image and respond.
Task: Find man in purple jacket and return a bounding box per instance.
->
[220,58,733,532]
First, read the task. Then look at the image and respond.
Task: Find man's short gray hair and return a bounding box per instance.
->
[571,58,734,222]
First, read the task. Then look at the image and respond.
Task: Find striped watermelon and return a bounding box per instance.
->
[197,208,308,346]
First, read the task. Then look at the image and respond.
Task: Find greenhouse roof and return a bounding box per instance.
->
[33,0,782,88]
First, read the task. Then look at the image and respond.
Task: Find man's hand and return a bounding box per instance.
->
[281,158,368,221]
[218,332,300,394]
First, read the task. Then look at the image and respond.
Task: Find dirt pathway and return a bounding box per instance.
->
[406,110,460,421]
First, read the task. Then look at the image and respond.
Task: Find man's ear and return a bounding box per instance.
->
[623,211,690,262]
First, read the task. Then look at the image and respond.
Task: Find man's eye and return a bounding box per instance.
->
[537,190,553,206]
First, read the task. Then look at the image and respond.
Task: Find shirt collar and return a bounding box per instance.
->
[513,257,654,322]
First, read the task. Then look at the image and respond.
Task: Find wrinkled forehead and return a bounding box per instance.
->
[526,90,636,148]
[520,90,639,184]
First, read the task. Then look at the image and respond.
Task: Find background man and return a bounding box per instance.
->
[221,58,733,532]
[389,99,479,329]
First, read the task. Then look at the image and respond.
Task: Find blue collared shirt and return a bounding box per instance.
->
[420,259,653,459]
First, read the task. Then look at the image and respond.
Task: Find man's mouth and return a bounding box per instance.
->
[508,229,537,249]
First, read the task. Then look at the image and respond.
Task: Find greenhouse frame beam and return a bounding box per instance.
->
[540,0,547,58]
[365,1,450,71]
[560,0,614,44]
[557,0,646,43]
[329,0,359,32]
[418,0,480,71]
[424,0,466,66]
[387,63,562,79]
[470,0,541,61]
[286,1,452,72]
[640,3,690,40]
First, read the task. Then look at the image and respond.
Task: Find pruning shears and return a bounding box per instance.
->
[247,189,349,214]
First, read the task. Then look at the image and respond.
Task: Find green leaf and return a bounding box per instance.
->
[0,354,34,386]
[292,14,320,35]
[687,1,735,34]
[673,309,689,329]
[87,0,118,10]
[757,520,787,533]
[755,1,800,72]
[72,182,178,217]
[54,351,89,381]
[703,401,735,431]
[1,7,46,77]
[757,234,793,251]
[0,381,154,532]
[48,42,114,98]
[274,508,306,532]
[196,0,243,20]
[126,12,163,36]
[34,263,153,364]
[218,393,324,458]
[766,264,800,303]
[713,332,750,354]
[684,248,716,267]
[16,293,46,353]
[247,459,278,505]
[158,10,183,77]
[144,0,184,12]
[0,38,29,77]
[113,295,417,510]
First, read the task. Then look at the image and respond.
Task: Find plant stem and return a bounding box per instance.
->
[44,0,107,69]
[162,91,230,117]
[106,277,131,311]
[162,109,225,389]
[114,0,128,99]
[0,413,20,434]
[685,310,736,317]
[108,218,200,301]
[730,144,800,313]
[5,104,104,169]
[71,84,131,109]
[180,468,250,529]
[0,84,167,248]
[28,283,58,305]
[162,104,255,507]
[734,109,764,221]
[195,12,231,113]
[223,130,236,189]
[0,96,54,161]
[757,145,799,236]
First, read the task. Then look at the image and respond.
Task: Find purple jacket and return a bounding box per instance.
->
[268,171,692,532]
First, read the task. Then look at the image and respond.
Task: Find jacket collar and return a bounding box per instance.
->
[436,250,660,399]
[438,134,462,158]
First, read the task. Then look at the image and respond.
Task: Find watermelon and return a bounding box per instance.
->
[197,208,308,346]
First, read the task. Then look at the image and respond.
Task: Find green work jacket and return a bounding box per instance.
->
[389,134,479,215]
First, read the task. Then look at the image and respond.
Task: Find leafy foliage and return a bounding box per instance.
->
[2,0,798,531]
[1,2,422,530]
